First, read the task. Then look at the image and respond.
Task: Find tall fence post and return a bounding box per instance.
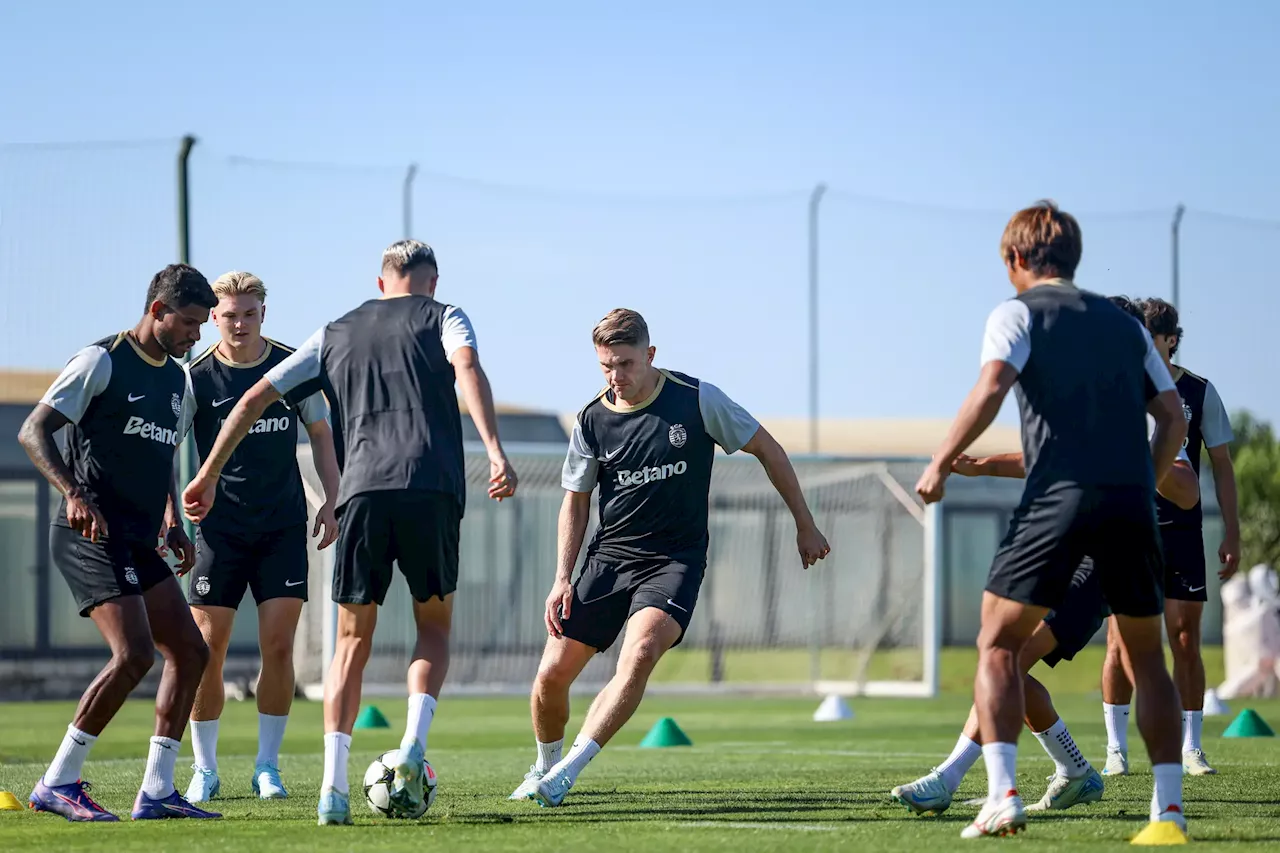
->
[808,183,827,454]
[1171,203,1185,365]
[403,163,418,238]
[177,135,197,541]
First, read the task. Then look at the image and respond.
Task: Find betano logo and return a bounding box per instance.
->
[123,416,180,446]
[217,415,292,435]
[616,461,687,487]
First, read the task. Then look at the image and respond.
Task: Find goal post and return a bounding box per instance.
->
[295,445,941,699]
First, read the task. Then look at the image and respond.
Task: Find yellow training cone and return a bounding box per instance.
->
[0,791,24,811]
[1131,820,1189,845]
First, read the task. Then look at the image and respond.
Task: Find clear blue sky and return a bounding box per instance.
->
[2,1,1278,431]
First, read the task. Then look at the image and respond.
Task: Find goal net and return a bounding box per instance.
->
[294,446,939,698]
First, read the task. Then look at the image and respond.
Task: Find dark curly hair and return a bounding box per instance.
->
[1108,295,1146,325]
[1142,297,1183,356]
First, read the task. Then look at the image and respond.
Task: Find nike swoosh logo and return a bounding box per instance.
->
[603,448,623,461]
[212,397,235,407]
[72,738,86,746]
[666,598,689,613]
[128,393,145,402]
[285,580,304,587]
[1187,585,1205,593]
[51,791,93,819]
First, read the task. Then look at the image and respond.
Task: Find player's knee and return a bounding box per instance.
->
[117,641,157,684]
[335,631,373,666]
[1168,622,1200,659]
[534,659,576,694]
[619,635,666,676]
[259,630,294,668]
[183,634,212,675]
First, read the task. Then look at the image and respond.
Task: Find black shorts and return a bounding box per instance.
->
[560,556,705,653]
[51,524,173,616]
[1041,557,1109,668]
[334,490,460,606]
[987,484,1164,619]
[189,524,309,608]
[1161,525,1208,602]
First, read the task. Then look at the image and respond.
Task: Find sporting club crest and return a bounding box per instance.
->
[171,393,183,418]
[669,423,687,448]
[195,577,211,597]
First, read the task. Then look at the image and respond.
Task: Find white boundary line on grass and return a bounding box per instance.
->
[675,821,839,832]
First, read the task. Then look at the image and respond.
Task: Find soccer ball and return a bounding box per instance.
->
[362,749,437,818]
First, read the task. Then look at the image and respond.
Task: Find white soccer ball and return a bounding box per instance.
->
[362,749,437,818]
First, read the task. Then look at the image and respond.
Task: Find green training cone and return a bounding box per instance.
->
[354,705,391,730]
[1222,708,1275,738]
[639,716,692,748]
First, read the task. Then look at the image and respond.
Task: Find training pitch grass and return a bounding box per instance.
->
[1,647,1277,852]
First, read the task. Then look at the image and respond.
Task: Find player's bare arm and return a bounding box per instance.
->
[161,454,196,573]
[182,377,281,522]
[954,449,1200,510]
[917,360,1019,503]
[18,403,109,542]
[1206,443,1240,579]
[1147,390,1188,485]
[546,490,591,638]
[304,418,341,549]
[451,345,516,500]
[739,426,830,567]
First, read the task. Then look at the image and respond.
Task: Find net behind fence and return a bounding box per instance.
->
[295,446,937,697]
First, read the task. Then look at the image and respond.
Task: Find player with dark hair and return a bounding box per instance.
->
[182,240,517,825]
[19,263,222,821]
[508,308,830,808]
[915,202,1190,843]
[1101,296,1239,777]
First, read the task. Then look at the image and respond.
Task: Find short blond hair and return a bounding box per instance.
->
[592,309,649,348]
[211,270,267,302]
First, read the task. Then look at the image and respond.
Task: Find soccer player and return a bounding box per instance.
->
[181,271,341,803]
[891,387,1201,817]
[1100,296,1240,778]
[510,308,830,808]
[182,240,516,825]
[914,202,1190,843]
[19,264,221,821]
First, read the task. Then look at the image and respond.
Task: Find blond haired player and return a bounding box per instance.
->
[182,271,341,803]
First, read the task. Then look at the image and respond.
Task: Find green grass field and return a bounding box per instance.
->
[2,646,1278,852]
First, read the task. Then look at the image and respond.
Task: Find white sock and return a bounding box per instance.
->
[1181,709,1203,753]
[1033,718,1090,779]
[322,732,352,794]
[44,725,98,787]
[937,734,982,793]
[1104,703,1130,752]
[401,693,437,752]
[256,714,288,767]
[190,719,219,772]
[555,735,601,785]
[535,738,564,774]
[141,736,180,798]
[981,742,1018,804]
[1150,763,1184,821]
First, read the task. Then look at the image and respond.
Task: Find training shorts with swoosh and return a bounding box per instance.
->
[559,556,705,653]
[189,523,310,607]
[1161,525,1208,602]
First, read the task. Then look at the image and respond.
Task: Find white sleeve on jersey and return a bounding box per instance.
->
[1147,414,1192,464]
[40,346,112,424]
[441,305,478,361]
[1141,327,1176,394]
[296,391,329,426]
[265,327,324,397]
[698,382,760,454]
[1201,380,1234,449]
[179,368,197,438]
[979,299,1032,372]
[561,420,599,493]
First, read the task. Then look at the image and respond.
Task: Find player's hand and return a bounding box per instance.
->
[950,454,983,477]
[1218,532,1241,581]
[161,525,197,575]
[313,501,339,550]
[488,452,517,501]
[796,524,830,568]
[182,473,217,523]
[915,461,949,504]
[66,490,109,543]
[544,578,573,639]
